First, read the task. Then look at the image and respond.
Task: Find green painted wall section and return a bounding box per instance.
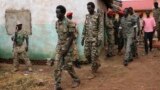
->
[0,24,85,60]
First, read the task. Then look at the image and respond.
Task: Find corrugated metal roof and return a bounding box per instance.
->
[121,0,154,10]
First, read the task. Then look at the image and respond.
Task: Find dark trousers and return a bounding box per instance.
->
[144,32,153,54]
[114,28,119,45]
[118,37,124,51]
[118,30,124,52]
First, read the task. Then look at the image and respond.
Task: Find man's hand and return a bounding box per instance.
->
[81,38,85,46]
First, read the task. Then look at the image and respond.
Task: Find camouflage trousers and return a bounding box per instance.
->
[157,30,160,41]
[156,23,160,41]
[84,40,100,73]
[124,36,134,61]
[131,39,138,57]
[13,45,32,69]
[54,46,79,86]
[72,40,79,61]
[107,30,115,56]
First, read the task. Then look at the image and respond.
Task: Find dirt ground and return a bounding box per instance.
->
[0,47,160,90]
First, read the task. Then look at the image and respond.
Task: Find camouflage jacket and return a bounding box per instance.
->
[105,15,114,31]
[55,18,76,51]
[120,15,136,37]
[13,30,28,47]
[153,8,160,23]
[82,12,103,42]
[131,13,140,31]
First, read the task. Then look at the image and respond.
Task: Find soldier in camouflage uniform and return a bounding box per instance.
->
[128,7,140,58]
[129,7,140,57]
[120,8,136,66]
[66,12,81,68]
[117,11,125,55]
[81,2,103,79]
[105,11,115,57]
[11,21,32,72]
[54,5,80,90]
[153,2,160,41]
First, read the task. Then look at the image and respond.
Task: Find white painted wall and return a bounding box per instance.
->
[0,0,97,24]
[0,0,98,60]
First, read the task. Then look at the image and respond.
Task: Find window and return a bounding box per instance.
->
[5,9,32,35]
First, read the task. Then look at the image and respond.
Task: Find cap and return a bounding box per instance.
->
[66,12,73,17]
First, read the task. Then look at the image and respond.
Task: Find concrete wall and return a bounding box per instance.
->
[0,0,97,60]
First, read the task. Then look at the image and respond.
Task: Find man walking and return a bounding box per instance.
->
[143,11,156,54]
[54,5,80,90]
[120,8,136,66]
[128,7,140,58]
[153,2,160,41]
[82,2,103,79]
[66,12,81,68]
[105,11,115,57]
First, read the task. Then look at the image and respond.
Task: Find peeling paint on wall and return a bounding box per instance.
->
[0,0,97,60]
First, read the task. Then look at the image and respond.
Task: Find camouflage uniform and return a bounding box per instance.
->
[121,15,136,61]
[12,30,32,70]
[82,12,103,73]
[153,8,160,40]
[105,15,115,56]
[118,19,125,52]
[130,14,140,57]
[54,18,80,87]
[72,23,79,61]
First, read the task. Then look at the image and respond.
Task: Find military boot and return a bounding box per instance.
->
[86,56,92,64]
[123,60,128,66]
[95,63,101,73]
[93,63,101,73]
[73,60,81,69]
[72,79,80,88]
[54,85,62,90]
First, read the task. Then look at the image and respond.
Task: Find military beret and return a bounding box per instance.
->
[66,12,73,17]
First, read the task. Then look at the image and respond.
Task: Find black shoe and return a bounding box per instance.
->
[128,59,133,62]
[87,59,92,64]
[150,48,152,52]
[54,85,62,90]
[73,60,81,69]
[145,52,148,55]
[133,53,138,58]
[106,54,112,57]
[123,60,128,66]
